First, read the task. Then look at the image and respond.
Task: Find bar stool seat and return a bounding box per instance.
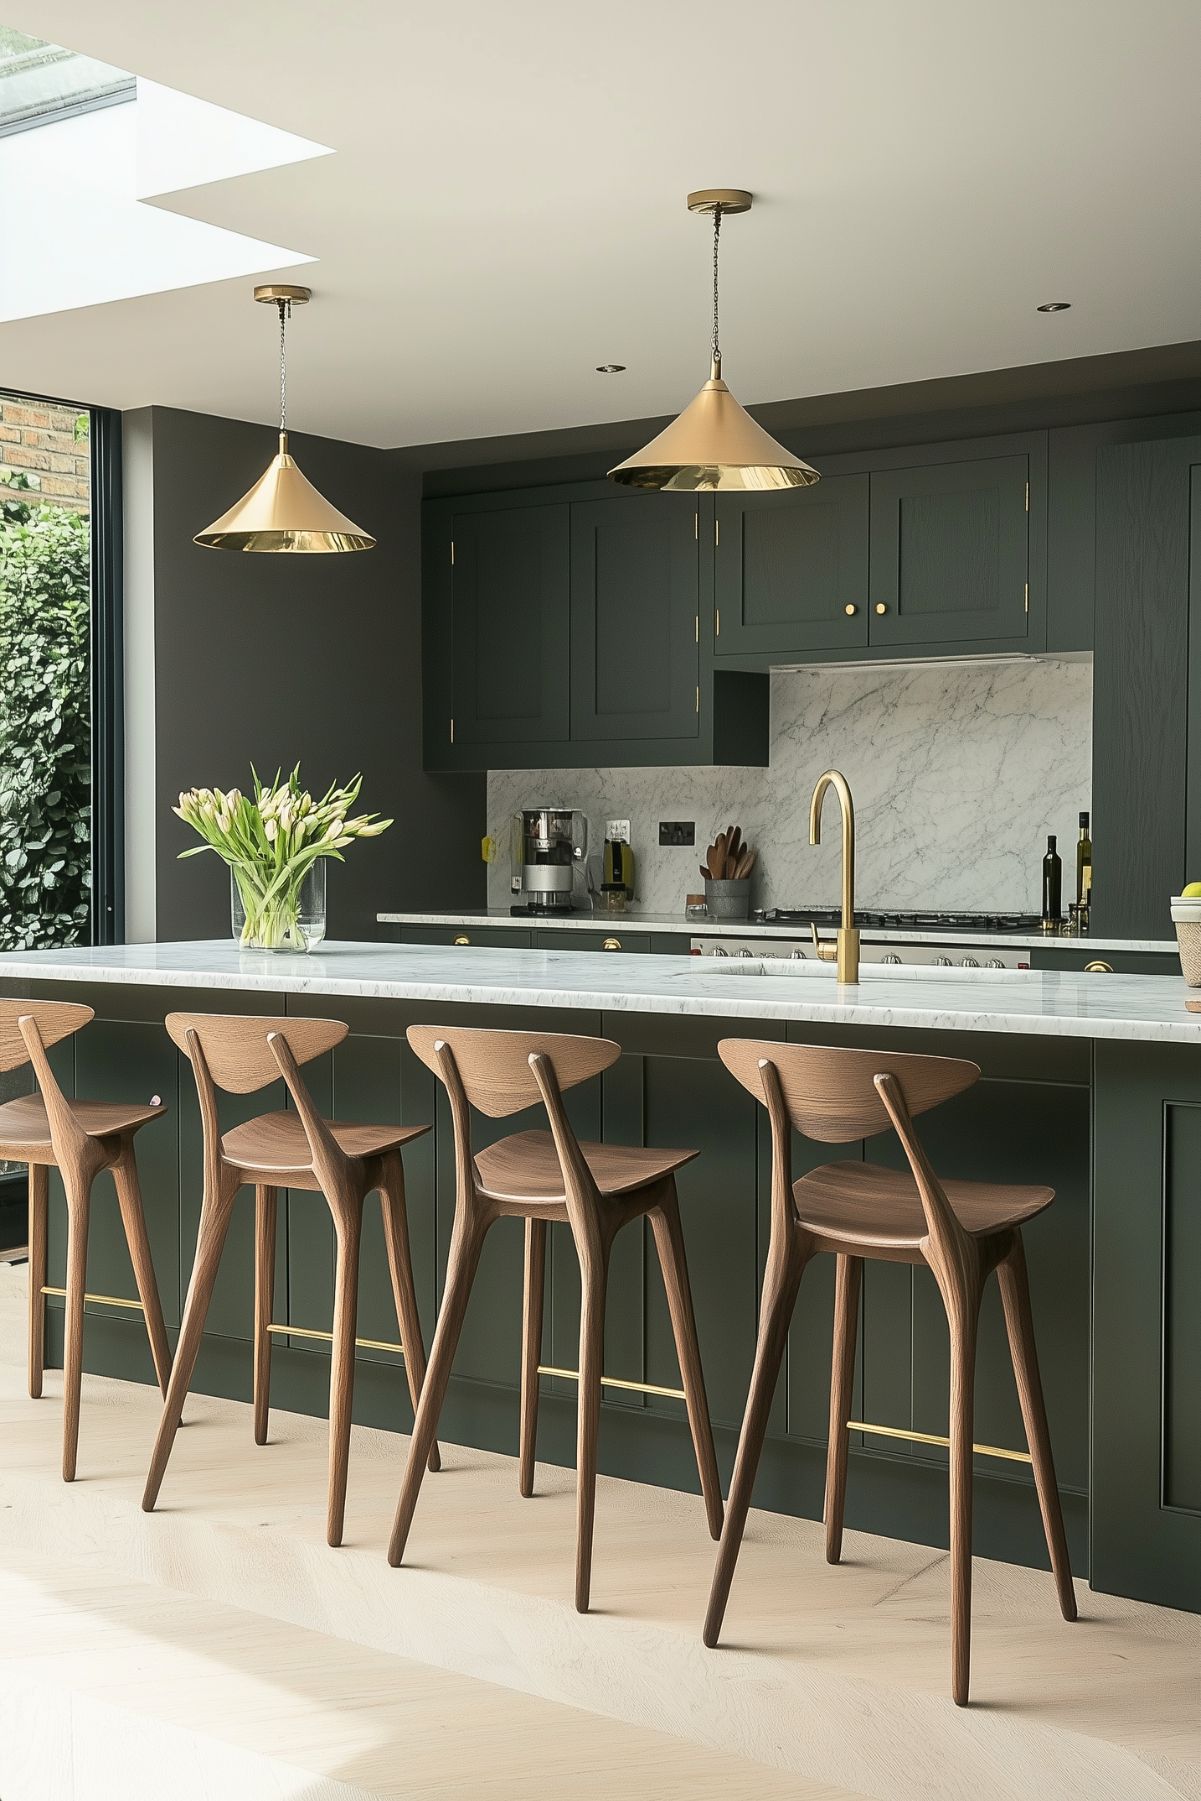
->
[222,1110,427,1178]
[795,1159,1054,1252]
[0,1092,166,1155]
[475,1128,698,1206]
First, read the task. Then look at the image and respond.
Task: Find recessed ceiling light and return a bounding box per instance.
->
[1037,301,1071,313]
[596,363,626,373]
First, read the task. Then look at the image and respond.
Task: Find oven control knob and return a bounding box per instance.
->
[934,955,953,966]
[712,945,729,957]
[985,957,1005,969]
[881,953,902,964]
[960,956,980,968]
[789,947,806,959]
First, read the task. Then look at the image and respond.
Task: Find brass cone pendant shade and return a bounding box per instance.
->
[609,190,818,494]
[195,286,376,553]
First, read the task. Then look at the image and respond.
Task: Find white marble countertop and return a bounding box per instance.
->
[376,908,1176,955]
[2,938,1201,1044]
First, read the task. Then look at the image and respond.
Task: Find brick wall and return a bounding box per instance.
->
[0,393,89,513]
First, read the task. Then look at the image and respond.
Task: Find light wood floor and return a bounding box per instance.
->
[1,1266,1196,1801]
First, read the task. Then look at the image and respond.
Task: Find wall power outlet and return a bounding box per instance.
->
[658,821,696,847]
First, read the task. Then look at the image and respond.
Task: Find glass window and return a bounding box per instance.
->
[0,27,133,137]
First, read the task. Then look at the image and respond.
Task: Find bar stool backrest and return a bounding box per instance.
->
[718,1039,979,1143]
[407,1024,619,1119]
[0,998,93,1073]
[165,1012,347,1093]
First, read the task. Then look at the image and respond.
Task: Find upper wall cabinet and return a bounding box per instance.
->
[570,495,699,744]
[712,470,870,657]
[712,432,1047,666]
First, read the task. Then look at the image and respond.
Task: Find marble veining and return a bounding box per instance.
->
[1,937,1199,1043]
[486,659,1092,914]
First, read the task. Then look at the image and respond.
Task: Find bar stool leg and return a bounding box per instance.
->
[574,1228,612,1614]
[143,1175,238,1511]
[997,1234,1077,1623]
[27,1162,47,1400]
[824,1253,862,1564]
[326,1195,363,1548]
[704,1241,807,1648]
[253,1185,277,1446]
[519,1217,547,1498]
[379,1154,440,1474]
[388,1212,489,1566]
[113,1144,171,1396]
[60,1174,93,1482]
[648,1186,723,1539]
[939,1263,982,1707]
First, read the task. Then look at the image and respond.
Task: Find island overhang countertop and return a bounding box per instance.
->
[1,938,1200,1044]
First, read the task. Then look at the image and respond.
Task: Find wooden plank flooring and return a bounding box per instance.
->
[1,1266,1196,1801]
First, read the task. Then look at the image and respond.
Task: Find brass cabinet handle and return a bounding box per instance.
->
[1084,959,1113,973]
[844,603,858,616]
[452,934,471,946]
[602,936,622,951]
[875,602,888,615]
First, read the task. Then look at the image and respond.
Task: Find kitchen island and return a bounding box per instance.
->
[2,938,1197,1613]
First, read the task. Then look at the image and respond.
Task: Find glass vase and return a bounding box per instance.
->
[230,860,327,952]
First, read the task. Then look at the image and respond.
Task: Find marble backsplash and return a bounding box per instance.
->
[487,659,1092,916]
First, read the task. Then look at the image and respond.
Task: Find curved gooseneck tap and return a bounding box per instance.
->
[809,770,860,984]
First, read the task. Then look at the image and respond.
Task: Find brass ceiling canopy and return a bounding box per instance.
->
[609,189,819,494]
[195,285,376,553]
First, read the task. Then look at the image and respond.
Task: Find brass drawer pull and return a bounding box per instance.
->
[844,603,858,616]
[602,936,622,952]
[452,934,471,946]
[1084,959,1113,973]
[875,602,888,615]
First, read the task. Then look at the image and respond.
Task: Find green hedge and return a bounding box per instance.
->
[0,485,90,949]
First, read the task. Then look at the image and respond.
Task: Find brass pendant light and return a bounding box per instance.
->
[195,285,376,553]
[609,190,818,493]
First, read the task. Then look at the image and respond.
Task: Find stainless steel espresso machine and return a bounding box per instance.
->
[509,808,589,913]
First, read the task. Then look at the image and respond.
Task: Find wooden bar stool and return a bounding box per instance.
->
[388,1024,723,1611]
[142,1012,438,1547]
[0,999,170,1481]
[704,1040,1076,1706]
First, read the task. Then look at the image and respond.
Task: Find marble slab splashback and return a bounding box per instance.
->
[487,659,1092,916]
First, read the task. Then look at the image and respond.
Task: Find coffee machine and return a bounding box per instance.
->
[509,808,588,913]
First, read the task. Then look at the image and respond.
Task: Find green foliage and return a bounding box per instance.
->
[0,497,91,948]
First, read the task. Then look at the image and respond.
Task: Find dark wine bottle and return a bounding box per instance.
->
[1076,811,1093,905]
[1042,834,1062,923]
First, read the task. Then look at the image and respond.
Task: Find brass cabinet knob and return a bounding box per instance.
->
[602,936,622,951]
[875,602,888,615]
[1084,959,1113,973]
[844,603,858,616]
[452,934,471,946]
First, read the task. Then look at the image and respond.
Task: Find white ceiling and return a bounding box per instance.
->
[1,0,1199,450]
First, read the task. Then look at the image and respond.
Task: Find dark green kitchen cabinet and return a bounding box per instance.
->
[570,495,700,743]
[713,470,870,658]
[424,495,571,763]
[868,447,1038,649]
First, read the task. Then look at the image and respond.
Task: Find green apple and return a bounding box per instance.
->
[1183,882,1201,898]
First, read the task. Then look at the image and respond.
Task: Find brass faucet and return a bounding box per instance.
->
[808,769,860,984]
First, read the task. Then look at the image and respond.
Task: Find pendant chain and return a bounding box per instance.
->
[277,298,290,435]
[711,204,722,368]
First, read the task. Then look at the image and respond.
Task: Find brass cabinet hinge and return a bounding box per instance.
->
[1024,481,1030,512]
[694,510,699,539]
[1024,582,1029,614]
[450,539,455,565]
[450,717,455,743]
[694,614,699,643]
[714,516,720,547]
[695,686,700,714]
[715,607,721,637]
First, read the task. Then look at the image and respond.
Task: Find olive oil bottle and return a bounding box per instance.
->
[1076,811,1093,906]
[1042,834,1062,925]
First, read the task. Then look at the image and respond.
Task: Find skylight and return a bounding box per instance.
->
[0,27,329,324]
[0,27,134,136]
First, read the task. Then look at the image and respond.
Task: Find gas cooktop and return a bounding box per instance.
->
[759,907,1048,935]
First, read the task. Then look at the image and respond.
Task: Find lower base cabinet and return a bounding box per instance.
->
[20,977,1199,1610]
